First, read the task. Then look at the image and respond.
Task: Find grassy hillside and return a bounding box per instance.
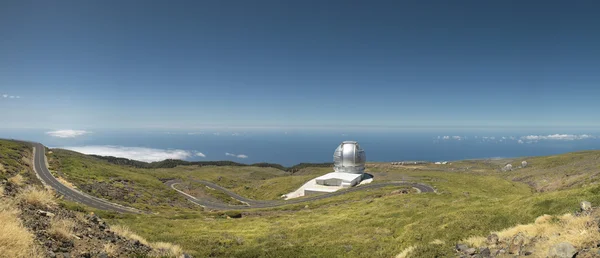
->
[45,147,600,257]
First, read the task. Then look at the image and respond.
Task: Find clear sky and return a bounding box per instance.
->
[1,1,599,130]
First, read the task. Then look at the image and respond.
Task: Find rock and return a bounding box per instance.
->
[182,254,192,258]
[456,244,469,252]
[47,251,56,258]
[580,201,592,212]
[479,247,491,257]
[496,249,506,256]
[465,248,477,255]
[548,242,577,258]
[391,189,409,195]
[486,233,499,245]
[37,210,56,217]
[508,233,525,254]
[97,252,108,258]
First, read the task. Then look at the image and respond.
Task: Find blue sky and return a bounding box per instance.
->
[1,1,600,130]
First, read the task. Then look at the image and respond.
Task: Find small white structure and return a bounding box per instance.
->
[315,172,363,187]
[522,161,528,168]
[501,164,513,172]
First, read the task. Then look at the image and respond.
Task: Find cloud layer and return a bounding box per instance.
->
[46,130,91,138]
[225,152,248,159]
[59,146,194,162]
[196,152,206,158]
[2,94,20,99]
[521,134,594,141]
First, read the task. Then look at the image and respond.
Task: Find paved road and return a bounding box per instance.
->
[167,178,435,210]
[32,143,140,213]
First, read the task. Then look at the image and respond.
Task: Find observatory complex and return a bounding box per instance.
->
[284,141,371,199]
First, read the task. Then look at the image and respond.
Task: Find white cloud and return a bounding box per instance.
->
[2,94,7,98]
[521,134,594,141]
[187,132,204,135]
[46,130,91,138]
[9,96,14,99]
[59,145,193,162]
[440,136,462,140]
[213,132,220,136]
[196,152,206,158]
[225,152,248,159]
[16,96,20,99]
[518,139,524,144]
[231,133,240,136]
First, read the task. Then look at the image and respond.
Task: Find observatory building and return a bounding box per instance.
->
[314,141,365,187]
[284,141,371,198]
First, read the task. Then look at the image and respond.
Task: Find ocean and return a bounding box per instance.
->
[2,128,600,166]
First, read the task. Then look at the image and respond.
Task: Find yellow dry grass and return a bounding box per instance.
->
[48,217,75,241]
[103,243,118,256]
[150,242,184,258]
[111,224,184,257]
[0,186,4,197]
[0,163,5,173]
[8,174,25,186]
[57,177,77,189]
[18,186,56,208]
[395,245,416,258]
[463,236,486,247]
[463,213,600,255]
[0,199,41,258]
[111,224,150,246]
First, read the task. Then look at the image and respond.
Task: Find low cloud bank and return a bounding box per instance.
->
[225,152,248,159]
[521,134,594,141]
[46,130,91,138]
[59,146,194,162]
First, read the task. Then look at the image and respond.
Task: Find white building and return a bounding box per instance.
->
[315,172,363,187]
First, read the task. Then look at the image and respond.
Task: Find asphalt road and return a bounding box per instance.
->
[32,143,140,213]
[167,178,435,210]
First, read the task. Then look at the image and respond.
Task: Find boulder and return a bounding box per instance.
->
[456,244,469,252]
[37,210,56,218]
[465,248,476,255]
[479,247,491,257]
[548,242,577,258]
[580,201,592,212]
[508,233,525,254]
[486,233,499,245]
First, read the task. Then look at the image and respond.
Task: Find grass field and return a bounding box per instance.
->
[35,146,600,257]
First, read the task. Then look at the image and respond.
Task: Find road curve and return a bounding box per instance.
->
[167,179,435,210]
[32,143,141,213]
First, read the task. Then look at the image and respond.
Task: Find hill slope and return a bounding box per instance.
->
[41,146,600,257]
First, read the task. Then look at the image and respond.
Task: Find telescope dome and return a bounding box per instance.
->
[333,141,366,174]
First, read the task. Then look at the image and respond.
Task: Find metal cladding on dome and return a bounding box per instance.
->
[333,141,366,174]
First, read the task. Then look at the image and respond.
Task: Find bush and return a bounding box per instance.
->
[0,199,40,258]
[48,217,75,240]
[18,186,56,208]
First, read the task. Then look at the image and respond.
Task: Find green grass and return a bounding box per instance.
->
[44,146,600,257]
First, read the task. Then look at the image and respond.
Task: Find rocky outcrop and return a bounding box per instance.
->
[456,201,599,258]
[18,201,153,257]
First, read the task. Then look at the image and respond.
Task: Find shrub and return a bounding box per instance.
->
[0,200,40,258]
[8,174,25,186]
[48,217,75,241]
[111,224,184,257]
[18,186,56,208]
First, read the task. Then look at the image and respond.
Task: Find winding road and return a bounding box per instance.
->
[167,179,435,210]
[29,142,435,212]
[32,143,141,213]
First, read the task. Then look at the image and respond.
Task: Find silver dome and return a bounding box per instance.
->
[333,141,366,174]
